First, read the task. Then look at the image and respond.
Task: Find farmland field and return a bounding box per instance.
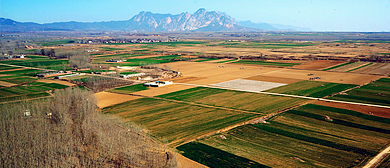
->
[0,76,37,84]
[0,81,68,102]
[231,60,301,67]
[177,142,269,168]
[1,59,69,70]
[265,80,357,98]
[0,69,43,76]
[157,87,307,114]
[322,62,354,71]
[108,83,148,94]
[185,104,390,168]
[210,79,286,92]
[329,78,390,106]
[102,97,260,146]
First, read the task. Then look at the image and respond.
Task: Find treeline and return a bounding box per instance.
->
[0,88,177,167]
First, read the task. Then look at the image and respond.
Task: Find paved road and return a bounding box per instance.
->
[363,145,390,168]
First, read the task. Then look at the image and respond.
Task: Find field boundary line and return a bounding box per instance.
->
[175,82,390,109]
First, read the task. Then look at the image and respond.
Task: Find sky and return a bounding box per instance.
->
[0,0,389,32]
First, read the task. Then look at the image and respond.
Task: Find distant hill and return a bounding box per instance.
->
[0,8,310,32]
[238,20,311,31]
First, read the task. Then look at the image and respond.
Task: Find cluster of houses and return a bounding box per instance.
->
[0,54,25,60]
[74,38,179,44]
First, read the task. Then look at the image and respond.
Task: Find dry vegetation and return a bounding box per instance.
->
[0,88,177,167]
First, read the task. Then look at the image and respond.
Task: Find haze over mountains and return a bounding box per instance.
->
[0,8,310,32]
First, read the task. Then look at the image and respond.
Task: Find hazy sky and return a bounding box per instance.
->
[1,0,389,31]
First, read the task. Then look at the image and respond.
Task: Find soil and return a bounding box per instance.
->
[0,68,27,72]
[313,100,390,119]
[0,81,18,87]
[245,75,302,84]
[163,61,280,85]
[163,62,380,85]
[37,79,76,86]
[176,153,208,168]
[257,68,381,85]
[95,91,139,108]
[352,63,390,75]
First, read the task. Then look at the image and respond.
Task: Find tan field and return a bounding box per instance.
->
[95,91,139,108]
[37,79,76,86]
[0,81,18,87]
[164,61,279,85]
[132,84,196,97]
[313,100,390,119]
[176,154,208,168]
[164,61,381,85]
[245,75,302,84]
[293,60,346,70]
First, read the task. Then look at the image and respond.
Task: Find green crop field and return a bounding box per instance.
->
[216,59,237,63]
[231,60,301,67]
[194,58,219,62]
[266,80,357,98]
[100,47,124,51]
[177,142,270,168]
[119,71,138,75]
[0,76,36,84]
[108,83,148,94]
[102,97,260,146]
[94,53,144,58]
[157,87,307,114]
[0,82,68,102]
[322,62,354,71]
[329,78,390,106]
[189,104,390,168]
[1,58,68,70]
[0,69,43,76]
[0,65,19,71]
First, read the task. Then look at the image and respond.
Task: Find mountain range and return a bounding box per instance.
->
[0,8,310,32]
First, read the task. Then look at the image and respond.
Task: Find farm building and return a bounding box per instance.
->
[106,59,126,62]
[120,73,146,79]
[117,66,135,70]
[143,81,173,87]
[14,55,25,58]
[36,71,72,78]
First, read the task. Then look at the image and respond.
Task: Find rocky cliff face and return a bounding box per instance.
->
[127,8,237,31]
[0,9,247,32]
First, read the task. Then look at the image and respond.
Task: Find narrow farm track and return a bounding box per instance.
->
[363,145,390,168]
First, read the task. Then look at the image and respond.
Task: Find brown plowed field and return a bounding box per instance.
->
[95,91,139,108]
[244,75,302,84]
[133,84,196,97]
[163,62,380,85]
[37,79,76,86]
[258,68,380,85]
[0,68,26,72]
[0,81,17,87]
[313,100,390,119]
[330,62,366,72]
[163,62,279,85]
[352,63,390,75]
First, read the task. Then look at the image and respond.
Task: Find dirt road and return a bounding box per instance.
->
[363,145,390,168]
